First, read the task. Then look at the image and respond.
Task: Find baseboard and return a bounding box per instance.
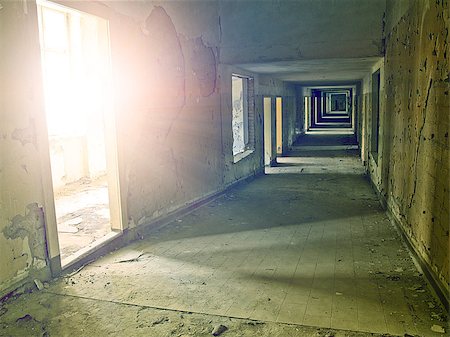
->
[386,208,449,312]
[0,277,28,301]
[0,263,53,301]
[292,132,304,145]
[61,168,264,275]
[368,175,449,311]
[1,169,265,299]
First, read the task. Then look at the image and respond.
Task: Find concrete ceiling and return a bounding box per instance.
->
[237,57,383,84]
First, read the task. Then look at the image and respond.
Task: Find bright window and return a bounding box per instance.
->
[232,75,254,157]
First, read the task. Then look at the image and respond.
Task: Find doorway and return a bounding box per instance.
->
[37,0,122,267]
[371,70,381,163]
[276,97,283,155]
[263,97,272,166]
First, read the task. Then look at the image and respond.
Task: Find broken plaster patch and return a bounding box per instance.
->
[2,203,46,261]
[190,37,217,97]
[22,236,33,271]
[145,6,185,108]
[144,6,185,138]
[33,257,47,270]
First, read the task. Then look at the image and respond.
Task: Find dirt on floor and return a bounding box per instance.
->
[54,175,111,260]
[0,288,418,337]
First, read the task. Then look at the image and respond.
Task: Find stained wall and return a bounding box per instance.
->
[367,0,449,296]
[0,0,53,295]
[0,0,293,296]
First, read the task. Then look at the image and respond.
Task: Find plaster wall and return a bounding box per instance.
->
[0,0,52,295]
[295,87,306,136]
[371,0,449,295]
[385,0,415,33]
[1,0,296,296]
[296,87,312,133]
[362,58,386,186]
[219,68,297,184]
[360,78,370,166]
[220,66,261,185]
[79,1,225,229]
[258,77,297,153]
[0,0,224,295]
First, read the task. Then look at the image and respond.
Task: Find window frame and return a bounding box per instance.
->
[231,73,255,162]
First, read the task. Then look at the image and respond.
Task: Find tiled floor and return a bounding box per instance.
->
[44,160,447,336]
[1,137,447,336]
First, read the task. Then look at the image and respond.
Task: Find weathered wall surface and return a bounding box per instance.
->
[359,80,370,166]
[295,87,306,137]
[105,2,225,227]
[0,1,52,295]
[379,0,449,294]
[1,0,291,296]
[220,66,261,184]
[218,0,386,64]
[362,58,386,185]
[258,77,297,152]
[3,0,446,307]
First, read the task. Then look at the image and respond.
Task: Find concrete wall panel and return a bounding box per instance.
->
[0,0,51,295]
[375,0,449,294]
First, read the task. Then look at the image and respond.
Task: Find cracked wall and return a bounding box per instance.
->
[1,0,294,296]
[0,0,400,299]
[0,0,51,296]
[220,70,296,185]
[372,0,449,294]
[110,0,296,224]
[110,2,226,227]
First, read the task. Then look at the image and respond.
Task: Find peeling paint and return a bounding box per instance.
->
[2,203,46,261]
[143,6,186,139]
[190,37,216,97]
[145,6,185,109]
[383,0,449,292]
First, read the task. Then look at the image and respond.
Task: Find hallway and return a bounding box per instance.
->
[0,148,446,336]
[1,1,448,336]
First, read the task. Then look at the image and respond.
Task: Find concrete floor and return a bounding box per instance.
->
[293,134,358,147]
[0,139,447,336]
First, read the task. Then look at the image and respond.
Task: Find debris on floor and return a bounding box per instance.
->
[33,279,44,291]
[15,314,34,323]
[211,324,228,336]
[430,312,446,321]
[115,252,146,263]
[152,316,169,325]
[0,280,447,337]
[1,172,448,337]
[58,217,82,234]
[315,328,335,337]
[431,324,446,334]
[408,284,426,292]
